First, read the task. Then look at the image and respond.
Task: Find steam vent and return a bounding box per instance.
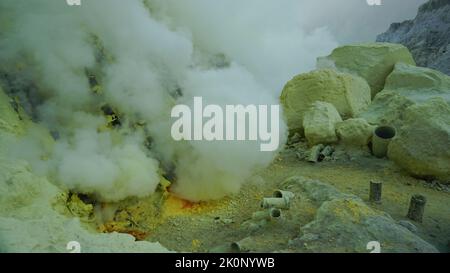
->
[0,0,449,258]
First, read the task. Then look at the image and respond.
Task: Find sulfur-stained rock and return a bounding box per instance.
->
[360,63,450,128]
[359,91,414,128]
[303,101,342,145]
[0,86,169,253]
[385,62,450,91]
[0,215,170,253]
[388,98,450,181]
[0,87,24,136]
[0,146,172,253]
[319,43,416,97]
[336,118,374,147]
[280,69,371,132]
[0,157,171,253]
[66,194,94,220]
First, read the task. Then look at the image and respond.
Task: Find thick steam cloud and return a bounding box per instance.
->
[0,0,422,202]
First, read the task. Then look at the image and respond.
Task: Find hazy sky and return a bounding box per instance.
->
[299,0,427,43]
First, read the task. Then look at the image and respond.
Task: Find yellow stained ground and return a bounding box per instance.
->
[93,147,450,252]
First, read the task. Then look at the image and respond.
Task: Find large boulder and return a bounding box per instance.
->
[299,197,438,253]
[388,98,450,181]
[318,43,416,97]
[385,62,450,91]
[280,69,371,133]
[336,118,374,147]
[303,101,342,145]
[284,177,438,253]
[360,63,450,128]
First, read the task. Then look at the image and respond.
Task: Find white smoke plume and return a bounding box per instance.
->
[0,0,423,201]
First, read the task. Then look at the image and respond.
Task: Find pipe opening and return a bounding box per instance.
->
[375,126,396,139]
[270,208,281,218]
[272,190,295,200]
[273,190,282,198]
[412,194,427,204]
[230,242,240,253]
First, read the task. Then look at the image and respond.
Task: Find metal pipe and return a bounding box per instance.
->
[372,126,396,158]
[230,237,253,253]
[369,181,382,204]
[261,196,290,209]
[307,144,324,163]
[272,190,295,200]
[252,208,282,221]
[407,194,427,223]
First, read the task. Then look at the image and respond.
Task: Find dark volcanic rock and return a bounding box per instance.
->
[377,0,450,75]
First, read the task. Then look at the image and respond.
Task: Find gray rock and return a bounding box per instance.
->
[281,176,358,203]
[300,197,438,253]
[398,220,420,234]
[299,233,320,242]
[377,0,450,75]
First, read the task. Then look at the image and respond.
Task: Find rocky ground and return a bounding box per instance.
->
[138,143,449,253]
[68,130,446,253]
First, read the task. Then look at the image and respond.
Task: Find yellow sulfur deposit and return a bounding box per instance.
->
[280,69,371,133]
[161,194,231,219]
[66,193,94,220]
